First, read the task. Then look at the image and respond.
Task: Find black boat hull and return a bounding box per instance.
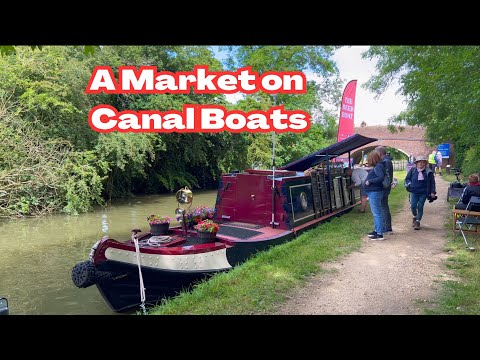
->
[96,261,227,312]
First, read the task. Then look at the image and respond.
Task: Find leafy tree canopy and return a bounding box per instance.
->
[363,46,480,171]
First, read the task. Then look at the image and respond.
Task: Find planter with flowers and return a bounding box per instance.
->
[147,215,172,235]
[176,205,216,229]
[194,219,220,243]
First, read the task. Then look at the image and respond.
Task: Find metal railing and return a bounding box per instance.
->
[392,160,408,171]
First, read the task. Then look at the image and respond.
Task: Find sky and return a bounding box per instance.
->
[217,46,407,126]
[331,46,407,126]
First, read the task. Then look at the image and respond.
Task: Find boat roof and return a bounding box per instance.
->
[279,134,378,171]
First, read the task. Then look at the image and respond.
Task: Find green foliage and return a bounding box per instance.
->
[221,46,342,131]
[94,132,157,198]
[387,148,408,160]
[0,45,347,215]
[60,151,108,215]
[1,45,95,56]
[460,145,480,177]
[0,96,65,216]
[363,46,480,172]
[218,46,341,168]
[0,92,107,217]
[0,46,100,149]
[0,46,17,56]
[276,123,336,166]
[221,45,339,75]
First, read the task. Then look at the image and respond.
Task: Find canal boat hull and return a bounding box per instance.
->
[72,134,377,313]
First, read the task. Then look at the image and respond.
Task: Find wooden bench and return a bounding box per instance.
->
[452,207,480,234]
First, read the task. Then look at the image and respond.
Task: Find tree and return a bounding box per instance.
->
[219,46,341,167]
[363,46,480,172]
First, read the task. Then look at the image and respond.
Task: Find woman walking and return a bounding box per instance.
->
[404,155,436,230]
[364,151,386,240]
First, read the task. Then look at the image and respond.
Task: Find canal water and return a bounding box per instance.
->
[0,190,217,315]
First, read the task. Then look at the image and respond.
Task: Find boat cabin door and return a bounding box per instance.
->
[234,173,270,225]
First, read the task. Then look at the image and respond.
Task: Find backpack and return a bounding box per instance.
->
[382,165,391,189]
[382,171,391,189]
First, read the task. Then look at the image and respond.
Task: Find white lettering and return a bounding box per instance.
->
[288,113,308,130]
[122,69,154,91]
[238,69,256,91]
[186,107,195,129]
[261,74,283,91]
[282,74,304,91]
[90,107,117,130]
[178,74,196,91]
[118,113,141,130]
[155,75,178,91]
[217,74,237,91]
[246,113,270,130]
[163,113,185,130]
[201,108,224,129]
[141,114,162,129]
[89,69,116,91]
[270,109,288,130]
[225,114,246,130]
[196,68,216,90]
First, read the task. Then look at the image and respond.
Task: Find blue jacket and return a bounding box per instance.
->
[405,167,436,195]
[364,163,385,193]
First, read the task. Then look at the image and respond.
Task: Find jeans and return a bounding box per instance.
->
[381,189,392,232]
[410,192,428,221]
[367,190,384,235]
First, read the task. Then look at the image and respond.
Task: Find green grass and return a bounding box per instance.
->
[426,249,480,315]
[147,169,480,315]
[424,189,480,315]
[148,171,408,315]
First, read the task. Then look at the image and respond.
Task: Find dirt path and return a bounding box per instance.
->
[275,176,455,315]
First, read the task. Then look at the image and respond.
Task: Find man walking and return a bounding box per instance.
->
[428,149,437,173]
[375,146,393,234]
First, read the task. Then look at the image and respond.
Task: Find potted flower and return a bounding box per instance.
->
[177,205,216,229]
[147,215,172,235]
[194,219,220,243]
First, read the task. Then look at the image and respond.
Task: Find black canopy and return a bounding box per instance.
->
[280,134,378,172]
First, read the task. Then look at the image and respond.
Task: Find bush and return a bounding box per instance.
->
[460,146,480,179]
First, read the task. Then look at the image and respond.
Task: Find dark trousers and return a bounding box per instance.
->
[381,189,392,232]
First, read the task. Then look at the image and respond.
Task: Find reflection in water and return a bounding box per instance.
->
[101,213,109,234]
[0,190,217,314]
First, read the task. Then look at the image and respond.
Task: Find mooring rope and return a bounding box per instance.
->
[147,235,172,247]
[132,233,147,315]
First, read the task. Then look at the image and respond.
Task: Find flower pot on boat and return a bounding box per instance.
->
[196,230,217,243]
[146,215,172,235]
[194,219,219,243]
[149,223,169,235]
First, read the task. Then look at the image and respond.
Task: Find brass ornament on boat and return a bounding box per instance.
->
[175,187,193,235]
[176,186,193,205]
